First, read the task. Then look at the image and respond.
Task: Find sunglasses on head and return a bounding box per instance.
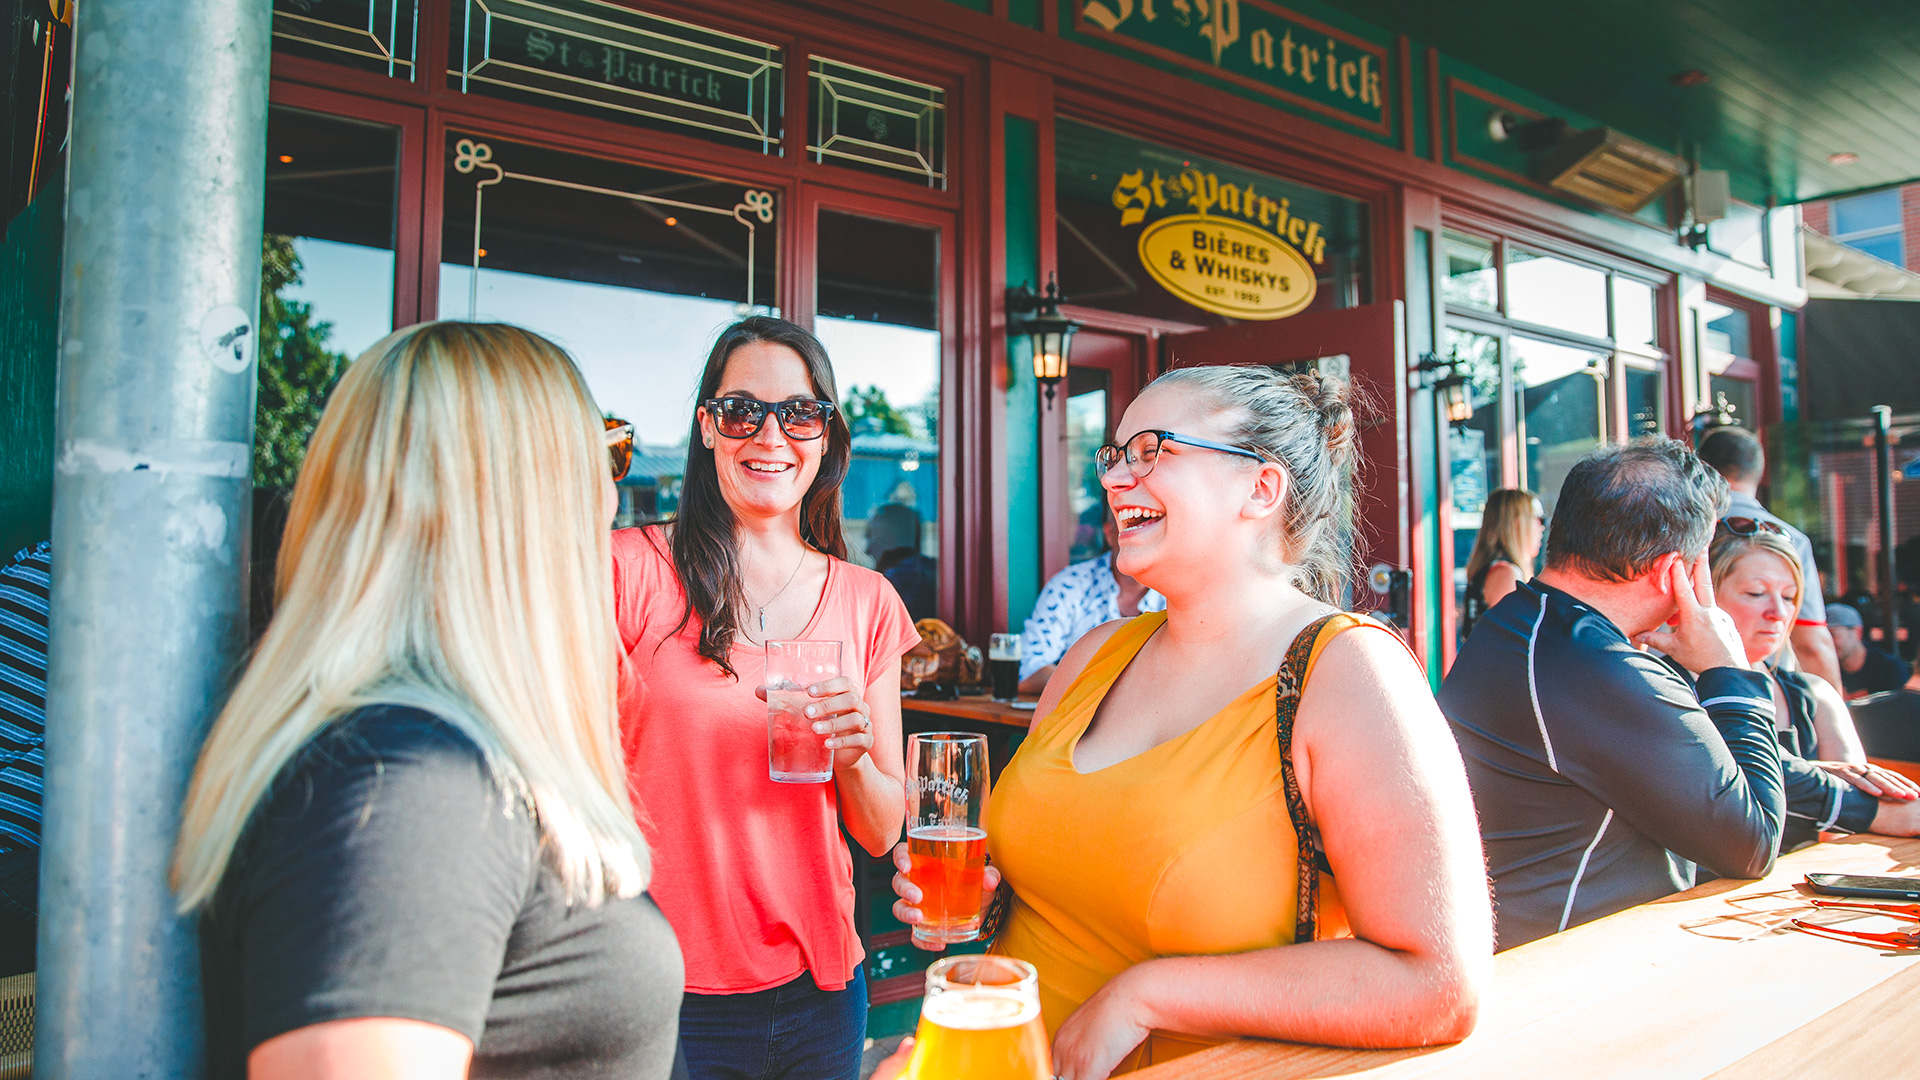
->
[605,417,634,481]
[1718,516,1785,538]
[702,396,836,441]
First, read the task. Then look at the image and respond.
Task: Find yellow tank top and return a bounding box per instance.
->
[984,610,1377,1072]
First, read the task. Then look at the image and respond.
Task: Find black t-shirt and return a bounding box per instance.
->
[202,705,683,1079]
[1842,645,1913,697]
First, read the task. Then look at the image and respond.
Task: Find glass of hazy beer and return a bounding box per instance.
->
[906,732,989,943]
[902,955,1050,1080]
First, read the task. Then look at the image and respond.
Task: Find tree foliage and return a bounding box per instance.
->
[841,384,913,437]
[253,234,349,488]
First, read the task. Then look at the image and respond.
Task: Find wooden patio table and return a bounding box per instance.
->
[900,692,1038,730]
[1131,834,1920,1080]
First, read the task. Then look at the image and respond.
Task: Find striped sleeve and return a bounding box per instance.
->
[0,543,51,853]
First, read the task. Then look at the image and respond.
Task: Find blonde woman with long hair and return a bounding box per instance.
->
[173,323,683,1080]
[1706,518,1919,851]
[1459,488,1542,640]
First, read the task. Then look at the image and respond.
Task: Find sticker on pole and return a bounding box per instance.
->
[200,305,255,374]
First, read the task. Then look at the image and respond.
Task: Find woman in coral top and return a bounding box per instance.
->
[616,317,920,1080]
[891,365,1492,1078]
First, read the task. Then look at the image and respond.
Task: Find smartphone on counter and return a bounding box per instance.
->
[1805,873,1920,901]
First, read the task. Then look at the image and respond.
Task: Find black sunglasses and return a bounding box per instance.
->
[1719,516,1786,538]
[702,396,836,441]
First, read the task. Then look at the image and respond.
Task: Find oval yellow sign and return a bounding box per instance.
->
[1137,214,1317,321]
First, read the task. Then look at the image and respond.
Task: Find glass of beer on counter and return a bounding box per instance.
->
[906,731,989,943]
[987,634,1021,702]
[765,640,842,783]
[903,955,1049,1080]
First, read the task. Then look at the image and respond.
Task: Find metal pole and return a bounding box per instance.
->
[1871,406,1898,652]
[38,1,270,1076]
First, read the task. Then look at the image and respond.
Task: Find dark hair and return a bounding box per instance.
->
[1544,439,1729,582]
[1149,365,1360,605]
[670,317,850,676]
[1696,425,1764,484]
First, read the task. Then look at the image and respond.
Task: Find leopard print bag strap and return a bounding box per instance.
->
[1276,613,1341,945]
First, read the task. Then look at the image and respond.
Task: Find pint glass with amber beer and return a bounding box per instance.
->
[903,956,1050,1080]
[906,731,989,944]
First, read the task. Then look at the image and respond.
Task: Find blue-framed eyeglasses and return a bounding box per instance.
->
[1094,429,1267,478]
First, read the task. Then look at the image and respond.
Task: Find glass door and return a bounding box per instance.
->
[806,196,955,622]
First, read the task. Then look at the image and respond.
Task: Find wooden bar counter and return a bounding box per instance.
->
[1134,834,1920,1080]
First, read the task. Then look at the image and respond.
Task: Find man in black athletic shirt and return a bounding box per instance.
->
[1440,441,1785,951]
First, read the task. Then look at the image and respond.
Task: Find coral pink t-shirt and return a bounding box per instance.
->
[613,526,920,994]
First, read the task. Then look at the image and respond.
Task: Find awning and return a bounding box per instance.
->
[1801,228,1920,302]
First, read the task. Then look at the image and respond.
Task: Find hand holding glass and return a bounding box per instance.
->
[905,732,990,943]
[765,640,842,783]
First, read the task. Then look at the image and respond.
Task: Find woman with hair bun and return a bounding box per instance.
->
[890,364,1491,1077]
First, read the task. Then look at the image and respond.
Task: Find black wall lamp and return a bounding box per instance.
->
[1414,352,1475,425]
[1007,273,1079,407]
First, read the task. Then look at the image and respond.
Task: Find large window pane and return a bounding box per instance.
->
[1833,189,1901,235]
[814,211,942,621]
[1441,231,1496,312]
[1513,336,1606,514]
[439,133,778,528]
[1843,231,1904,265]
[1702,300,1751,373]
[1614,278,1657,351]
[260,108,398,487]
[1506,249,1607,339]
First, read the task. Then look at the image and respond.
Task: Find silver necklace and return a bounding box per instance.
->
[752,548,810,635]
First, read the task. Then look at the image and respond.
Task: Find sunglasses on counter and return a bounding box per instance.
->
[702,396,836,442]
[605,416,635,481]
[1718,516,1786,538]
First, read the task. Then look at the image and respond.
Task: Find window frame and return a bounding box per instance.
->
[1831,189,1905,266]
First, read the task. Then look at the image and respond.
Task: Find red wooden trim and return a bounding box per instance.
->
[869,970,927,1006]
[1424,46,1441,166]
[266,81,427,329]
[954,62,995,643]
[991,0,1010,20]
[1396,34,1413,157]
[1067,0,1394,138]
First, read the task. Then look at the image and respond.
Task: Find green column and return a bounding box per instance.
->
[1004,115,1041,632]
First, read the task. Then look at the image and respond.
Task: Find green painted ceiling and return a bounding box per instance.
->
[1327,0,1920,204]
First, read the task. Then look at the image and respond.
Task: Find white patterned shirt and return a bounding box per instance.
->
[1019,552,1166,680]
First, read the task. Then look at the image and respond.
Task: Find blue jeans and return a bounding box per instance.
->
[678,966,867,1080]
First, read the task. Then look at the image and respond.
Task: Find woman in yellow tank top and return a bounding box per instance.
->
[890,366,1491,1079]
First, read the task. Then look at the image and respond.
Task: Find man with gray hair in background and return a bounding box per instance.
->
[1695,425,1844,691]
[1440,440,1784,950]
